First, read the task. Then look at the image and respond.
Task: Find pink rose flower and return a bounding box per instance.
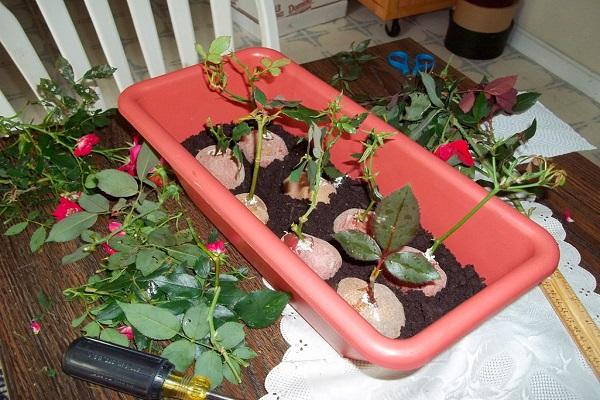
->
[207,240,225,254]
[434,140,475,167]
[101,242,117,256]
[117,135,142,176]
[52,196,83,221]
[73,133,100,157]
[102,221,126,255]
[31,320,41,335]
[108,220,126,237]
[117,325,134,341]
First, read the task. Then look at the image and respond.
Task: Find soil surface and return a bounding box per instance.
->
[182,123,486,338]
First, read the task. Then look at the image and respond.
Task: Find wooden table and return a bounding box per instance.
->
[1,38,598,399]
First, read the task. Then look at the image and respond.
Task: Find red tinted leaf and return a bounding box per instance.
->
[459,91,476,113]
[495,88,518,113]
[484,75,517,96]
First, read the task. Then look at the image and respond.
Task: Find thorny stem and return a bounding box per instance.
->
[214,256,222,288]
[208,286,242,383]
[367,257,386,303]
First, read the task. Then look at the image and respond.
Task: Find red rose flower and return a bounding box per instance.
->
[52,196,83,221]
[117,135,142,176]
[207,240,225,254]
[102,221,125,255]
[101,242,117,256]
[30,320,41,335]
[108,220,125,237]
[434,140,474,167]
[73,133,100,157]
[117,325,134,341]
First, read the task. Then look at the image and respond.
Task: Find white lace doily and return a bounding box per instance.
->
[262,201,599,400]
[261,103,599,399]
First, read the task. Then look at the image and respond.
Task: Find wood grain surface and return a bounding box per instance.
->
[1,38,598,399]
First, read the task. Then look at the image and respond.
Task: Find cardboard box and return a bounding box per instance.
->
[232,0,348,37]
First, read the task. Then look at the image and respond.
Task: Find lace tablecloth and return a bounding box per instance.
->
[261,104,599,400]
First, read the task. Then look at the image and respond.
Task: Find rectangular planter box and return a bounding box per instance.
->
[118,47,559,370]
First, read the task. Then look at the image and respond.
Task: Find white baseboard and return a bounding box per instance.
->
[509,27,600,103]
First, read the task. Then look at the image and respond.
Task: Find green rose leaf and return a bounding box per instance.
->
[512,91,540,113]
[472,92,491,122]
[78,193,110,213]
[253,87,267,106]
[333,230,381,262]
[154,273,200,298]
[147,226,177,247]
[96,169,138,197]
[384,251,440,284]
[82,321,100,337]
[223,360,241,384]
[4,221,28,236]
[195,350,223,390]
[182,303,210,340]
[62,245,92,265]
[29,226,47,252]
[161,339,195,372]
[100,328,130,347]
[167,243,204,264]
[404,93,431,121]
[234,290,289,328]
[420,72,443,108]
[280,105,323,126]
[232,346,257,360]
[208,36,231,57]
[71,312,88,328]
[373,185,419,253]
[193,253,212,278]
[46,211,98,242]
[158,300,193,315]
[135,248,166,276]
[136,142,160,181]
[117,302,181,340]
[215,322,245,349]
[232,122,251,141]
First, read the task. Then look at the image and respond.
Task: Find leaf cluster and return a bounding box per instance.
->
[367,70,564,205]
[0,57,119,224]
[57,142,289,389]
[333,186,440,287]
[330,40,377,93]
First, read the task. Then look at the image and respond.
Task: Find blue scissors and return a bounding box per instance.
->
[387,51,435,75]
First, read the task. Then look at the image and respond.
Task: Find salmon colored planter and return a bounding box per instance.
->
[118,48,558,371]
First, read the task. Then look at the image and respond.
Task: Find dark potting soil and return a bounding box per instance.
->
[181,123,486,338]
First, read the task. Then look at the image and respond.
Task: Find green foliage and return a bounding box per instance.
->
[334,186,439,287]
[234,290,291,328]
[384,251,440,284]
[0,57,119,229]
[100,327,130,346]
[54,140,290,389]
[373,186,420,253]
[46,212,98,242]
[330,39,377,93]
[161,339,196,372]
[333,230,381,261]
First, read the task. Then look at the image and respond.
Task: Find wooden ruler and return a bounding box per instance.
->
[540,270,600,379]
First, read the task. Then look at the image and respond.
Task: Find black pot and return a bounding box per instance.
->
[444,0,519,60]
[444,10,514,60]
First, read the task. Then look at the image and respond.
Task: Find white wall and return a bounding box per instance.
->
[514,0,600,74]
